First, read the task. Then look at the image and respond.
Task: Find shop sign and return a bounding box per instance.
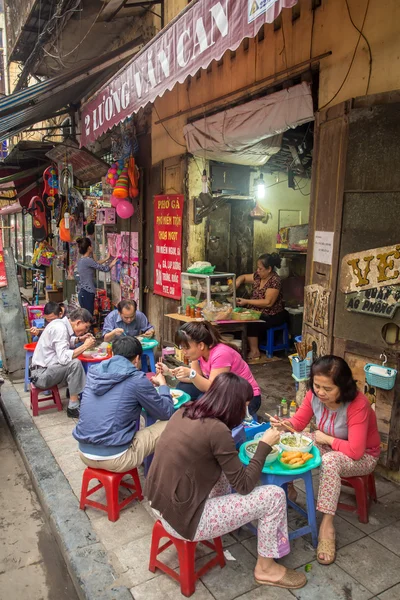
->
[0,232,8,288]
[303,284,330,335]
[154,195,184,300]
[340,244,400,294]
[345,285,400,319]
[81,0,297,146]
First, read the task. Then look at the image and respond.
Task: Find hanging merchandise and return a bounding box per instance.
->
[26,196,48,241]
[113,164,129,198]
[128,156,140,198]
[32,241,56,267]
[43,166,59,207]
[110,194,120,207]
[116,200,134,219]
[59,164,74,195]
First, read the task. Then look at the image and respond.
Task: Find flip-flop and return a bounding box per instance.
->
[255,567,307,589]
[317,538,336,565]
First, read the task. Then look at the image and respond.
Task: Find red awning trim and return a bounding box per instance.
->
[81,0,297,147]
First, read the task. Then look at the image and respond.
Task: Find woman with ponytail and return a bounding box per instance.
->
[157,321,262,417]
[76,237,117,315]
[236,253,289,360]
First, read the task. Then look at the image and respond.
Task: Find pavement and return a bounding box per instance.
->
[2,360,400,600]
[0,405,78,599]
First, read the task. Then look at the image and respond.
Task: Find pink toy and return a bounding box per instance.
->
[110,194,120,207]
[116,200,134,219]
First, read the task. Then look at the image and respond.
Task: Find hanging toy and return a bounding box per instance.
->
[128,156,140,199]
[113,164,129,198]
[43,166,59,207]
[27,196,48,241]
[110,195,120,208]
[116,200,134,219]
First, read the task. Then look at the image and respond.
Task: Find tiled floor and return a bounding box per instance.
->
[5,378,400,600]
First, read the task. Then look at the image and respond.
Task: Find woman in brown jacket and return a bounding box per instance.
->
[145,373,306,590]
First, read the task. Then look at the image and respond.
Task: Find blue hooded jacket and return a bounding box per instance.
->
[73,355,174,457]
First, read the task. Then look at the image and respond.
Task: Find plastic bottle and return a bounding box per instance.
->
[185,304,191,317]
[190,306,195,319]
[290,400,297,417]
[281,398,288,417]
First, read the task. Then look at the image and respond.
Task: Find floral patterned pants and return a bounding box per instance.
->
[307,433,379,516]
[161,475,290,558]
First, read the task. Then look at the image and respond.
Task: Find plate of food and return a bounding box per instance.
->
[82,350,97,358]
[170,389,184,405]
[243,440,280,465]
[278,450,314,469]
[279,433,313,454]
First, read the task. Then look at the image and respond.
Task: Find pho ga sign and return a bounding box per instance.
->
[81,0,297,146]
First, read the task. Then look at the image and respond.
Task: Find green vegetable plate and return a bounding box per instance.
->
[239,443,321,475]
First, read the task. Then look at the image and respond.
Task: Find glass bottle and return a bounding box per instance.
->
[281,398,288,417]
[290,400,297,417]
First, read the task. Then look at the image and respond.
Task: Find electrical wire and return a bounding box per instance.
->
[319,0,371,111]
[345,0,372,94]
[153,104,187,148]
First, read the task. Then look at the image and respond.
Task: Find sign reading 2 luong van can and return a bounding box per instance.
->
[80,0,297,146]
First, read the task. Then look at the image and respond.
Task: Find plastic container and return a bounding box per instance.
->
[364,363,397,391]
[243,421,270,440]
[281,398,288,416]
[294,335,302,343]
[291,350,313,381]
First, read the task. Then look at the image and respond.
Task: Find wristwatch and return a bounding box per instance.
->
[189,369,197,379]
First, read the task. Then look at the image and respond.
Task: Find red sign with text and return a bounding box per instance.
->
[154,194,184,300]
[0,231,7,288]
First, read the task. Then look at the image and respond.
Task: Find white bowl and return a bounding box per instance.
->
[244,441,280,464]
[279,433,313,454]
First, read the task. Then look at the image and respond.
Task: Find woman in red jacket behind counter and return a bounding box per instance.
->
[271,355,380,566]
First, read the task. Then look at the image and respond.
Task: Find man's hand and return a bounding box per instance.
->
[142,329,155,339]
[151,373,167,387]
[83,336,96,350]
[79,333,94,342]
[156,361,171,376]
[30,326,40,337]
[113,328,125,337]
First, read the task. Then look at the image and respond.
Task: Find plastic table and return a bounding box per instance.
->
[78,353,111,374]
[239,443,321,547]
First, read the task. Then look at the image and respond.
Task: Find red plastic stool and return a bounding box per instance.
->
[337,473,377,524]
[79,467,143,522]
[149,520,225,597]
[30,384,62,417]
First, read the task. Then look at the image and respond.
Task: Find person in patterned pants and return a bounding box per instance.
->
[271,355,380,565]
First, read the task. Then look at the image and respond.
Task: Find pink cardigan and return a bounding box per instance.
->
[289,390,381,460]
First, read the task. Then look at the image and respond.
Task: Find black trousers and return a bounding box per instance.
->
[78,289,95,315]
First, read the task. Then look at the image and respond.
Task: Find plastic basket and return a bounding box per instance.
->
[288,353,298,366]
[364,363,397,390]
[291,350,313,381]
[294,335,302,343]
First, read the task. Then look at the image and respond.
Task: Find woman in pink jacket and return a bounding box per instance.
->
[271,355,380,566]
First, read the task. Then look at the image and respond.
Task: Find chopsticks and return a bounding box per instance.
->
[265,412,297,434]
[294,341,311,361]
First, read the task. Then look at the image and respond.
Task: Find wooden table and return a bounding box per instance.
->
[165,313,264,362]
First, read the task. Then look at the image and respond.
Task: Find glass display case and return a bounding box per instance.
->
[181,272,236,309]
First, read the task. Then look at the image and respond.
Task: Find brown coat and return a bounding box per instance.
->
[144,409,271,540]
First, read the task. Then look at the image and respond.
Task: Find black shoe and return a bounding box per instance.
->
[67,407,80,418]
[66,387,70,398]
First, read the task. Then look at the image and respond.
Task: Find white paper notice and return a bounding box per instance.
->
[313,231,334,265]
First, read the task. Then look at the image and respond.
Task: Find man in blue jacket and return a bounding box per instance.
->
[73,336,174,472]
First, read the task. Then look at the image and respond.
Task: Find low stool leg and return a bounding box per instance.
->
[178,542,196,597]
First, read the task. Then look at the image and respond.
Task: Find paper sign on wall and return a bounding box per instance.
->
[154,194,184,300]
[313,231,334,265]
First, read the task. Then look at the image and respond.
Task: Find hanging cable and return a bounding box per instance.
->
[153,105,187,148]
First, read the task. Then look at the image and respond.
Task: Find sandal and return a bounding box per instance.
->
[255,568,307,589]
[317,538,336,565]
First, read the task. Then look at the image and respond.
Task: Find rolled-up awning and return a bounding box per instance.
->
[183,82,314,166]
[81,0,298,147]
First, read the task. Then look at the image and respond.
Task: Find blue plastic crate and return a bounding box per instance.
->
[291,350,313,381]
[243,421,270,440]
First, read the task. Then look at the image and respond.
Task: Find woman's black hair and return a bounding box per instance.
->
[258,252,281,271]
[309,355,358,404]
[77,237,92,255]
[175,321,222,349]
[183,372,251,429]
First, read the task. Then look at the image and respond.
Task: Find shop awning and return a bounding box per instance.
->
[0,40,144,143]
[81,0,298,147]
[183,82,314,166]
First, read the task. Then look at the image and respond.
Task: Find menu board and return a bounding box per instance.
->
[153,194,184,300]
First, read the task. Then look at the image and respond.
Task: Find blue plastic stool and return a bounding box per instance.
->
[141,348,156,373]
[259,322,290,358]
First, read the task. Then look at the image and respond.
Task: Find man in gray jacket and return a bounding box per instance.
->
[73,336,174,472]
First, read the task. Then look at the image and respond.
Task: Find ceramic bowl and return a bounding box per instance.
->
[244,441,280,464]
[279,433,313,454]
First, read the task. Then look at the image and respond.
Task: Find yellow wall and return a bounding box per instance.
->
[154,0,400,164]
